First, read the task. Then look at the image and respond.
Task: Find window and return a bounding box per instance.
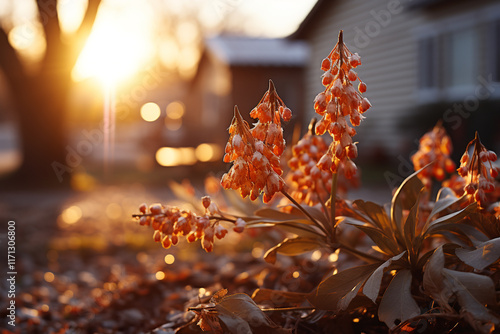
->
[417,36,438,89]
[446,28,478,88]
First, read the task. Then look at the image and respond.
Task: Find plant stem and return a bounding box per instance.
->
[330,172,338,239]
[339,242,383,263]
[261,306,316,313]
[281,190,329,236]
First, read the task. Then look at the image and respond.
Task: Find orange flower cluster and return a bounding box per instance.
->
[411,123,455,187]
[457,133,498,207]
[135,196,244,252]
[313,30,371,179]
[288,129,332,206]
[221,80,291,203]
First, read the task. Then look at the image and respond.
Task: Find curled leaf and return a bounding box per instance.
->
[378,269,420,330]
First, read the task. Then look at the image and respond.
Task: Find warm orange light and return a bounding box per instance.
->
[156,147,197,167]
[141,102,161,122]
[72,1,155,84]
[166,101,185,120]
[61,206,82,225]
[195,143,223,162]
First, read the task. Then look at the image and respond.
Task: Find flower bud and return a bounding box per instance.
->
[201,196,211,209]
[321,57,331,71]
[358,81,367,93]
[149,204,163,215]
[233,218,246,233]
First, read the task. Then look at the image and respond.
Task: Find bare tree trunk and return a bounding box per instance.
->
[0,0,101,189]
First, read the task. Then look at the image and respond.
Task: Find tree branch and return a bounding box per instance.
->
[71,0,102,64]
[0,27,26,93]
[36,0,61,53]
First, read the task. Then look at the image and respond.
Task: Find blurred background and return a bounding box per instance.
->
[0,1,500,330]
[0,0,499,191]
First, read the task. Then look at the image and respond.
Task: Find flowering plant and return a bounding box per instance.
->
[133,31,500,333]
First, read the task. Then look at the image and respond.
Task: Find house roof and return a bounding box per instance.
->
[205,36,309,67]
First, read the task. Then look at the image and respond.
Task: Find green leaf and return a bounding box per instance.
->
[362,252,406,303]
[308,263,379,310]
[378,269,420,330]
[264,237,325,264]
[455,237,500,271]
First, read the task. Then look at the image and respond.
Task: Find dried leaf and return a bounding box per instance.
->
[253,208,304,221]
[308,263,379,310]
[422,246,454,312]
[391,166,425,236]
[423,247,499,333]
[197,309,223,333]
[424,202,478,237]
[378,269,420,330]
[215,293,289,334]
[455,237,500,270]
[426,187,462,222]
[344,219,400,256]
[251,289,309,307]
[352,200,392,234]
[403,190,423,263]
[264,237,325,264]
[211,289,228,304]
[442,269,499,333]
[362,252,406,303]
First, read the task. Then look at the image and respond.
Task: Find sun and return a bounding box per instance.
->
[72,0,156,85]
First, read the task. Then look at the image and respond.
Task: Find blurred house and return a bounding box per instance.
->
[291,0,500,161]
[184,36,310,148]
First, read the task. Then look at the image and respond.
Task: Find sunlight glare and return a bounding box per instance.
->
[72,0,155,84]
[57,0,87,34]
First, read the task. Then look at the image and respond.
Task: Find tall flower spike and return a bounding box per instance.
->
[314,30,371,178]
[411,122,455,188]
[221,99,288,203]
[457,132,498,207]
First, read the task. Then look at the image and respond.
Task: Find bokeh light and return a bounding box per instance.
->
[44,272,55,283]
[166,101,185,119]
[195,143,221,162]
[155,271,165,280]
[140,102,161,122]
[164,254,175,264]
[165,118,182,131]
[155,147,196,167]
[61,206,83,225]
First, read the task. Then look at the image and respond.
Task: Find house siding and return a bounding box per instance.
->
[296,0,500,159]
